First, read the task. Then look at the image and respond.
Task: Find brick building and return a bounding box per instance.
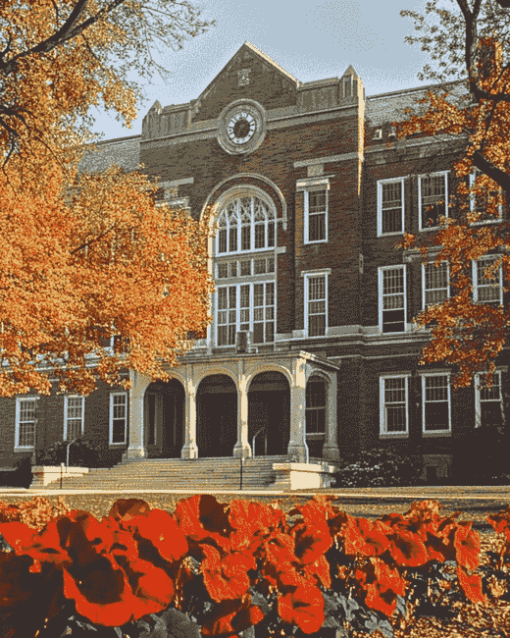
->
[3,42,509,483]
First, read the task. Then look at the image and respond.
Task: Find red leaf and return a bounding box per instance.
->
[293,520,332,565]
[201,596,264,636]
[109,499,151,522]
[388,528,429,567]
[130,509,188,563]
[304,554,331,589]
[343,517,390,557]
[457,565,487,605]
[454,523,481,571]
[277,583,324,634]
[174,495,231,549]
[201,545,253,602]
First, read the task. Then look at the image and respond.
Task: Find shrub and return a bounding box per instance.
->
[0,456,32,488]
[333,446,425,488]
[39,439,112,468]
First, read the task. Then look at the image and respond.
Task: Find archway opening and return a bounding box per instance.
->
[144,379,184,458]
[306,376,327,458]
[248,371,290,456]
[197,374,237,457]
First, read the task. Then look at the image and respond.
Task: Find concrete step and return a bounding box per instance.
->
[37,455,296,491]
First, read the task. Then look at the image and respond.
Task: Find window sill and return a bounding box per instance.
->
[419,225,446,232]
[304,239,328,245]
[109,442,126,447]
[379,432,409,439]
[422,430,452,437]
[14,446,34,452]
[377,232,404,238]
[306,433,325,439]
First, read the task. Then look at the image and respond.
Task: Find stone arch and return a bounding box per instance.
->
[196,373,238,457]
[194,366,239,391]
[144,379,185,459]
[246,362,293,392]
[248,371,290,456]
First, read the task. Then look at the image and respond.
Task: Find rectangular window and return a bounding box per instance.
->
[64,396,84,441]
[306,379,326,434]
[473,256,503,305]
[379,266,406,333]
[380,376,409,435]
[423,262,449,308]
[306,274,327,337]
[422,375,451,432]
[470,170,503,224]
[216,282,275,346]
[475,372,504,428]
[15,397,37,449]
[217,286,237,346]
[419,172,448,230]
[305,189,327,243]
[377,179,404,235]
[110,393,127,445]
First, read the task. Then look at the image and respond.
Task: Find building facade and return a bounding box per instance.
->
[2,42,509,481]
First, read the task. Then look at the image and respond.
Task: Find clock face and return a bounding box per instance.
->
[227,111,256,145]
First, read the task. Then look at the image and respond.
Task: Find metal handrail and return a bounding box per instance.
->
[252,426,267,457]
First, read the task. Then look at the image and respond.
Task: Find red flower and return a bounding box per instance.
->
[457,565,487,605]
[487,507,510,541]
[277,582,324,634]
[201,544,254,602]
[454,523,481,571]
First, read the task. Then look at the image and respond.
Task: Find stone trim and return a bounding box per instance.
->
[294,151,360,168]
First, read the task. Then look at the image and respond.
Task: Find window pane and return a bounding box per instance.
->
[255,224,265,249]
[424,263,448,307]
[421,174,446,227]
[386,406,406,432]
[424,376,449,431]
[309,190,326,212]
[381,182,402,233]
[477,258,501,304]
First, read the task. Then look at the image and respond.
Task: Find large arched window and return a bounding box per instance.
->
[214,193,277,347]
[217,196,275,255]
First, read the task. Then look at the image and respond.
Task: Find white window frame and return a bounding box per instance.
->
[64,395,85,441]
[303,269,330,338]
[109,392,128,446]
[418,171,449,231]
[304,188,328,244]
[378,265,407,333]
[474,370,504,429]
[422,261,450,310]
[469,170,503,225]
[377,178,405,236]
[215,195,276,256]
[421,373,451,435]
[15,397,38,450]
[379,375,409,437]
[215,280,276,347]
[473,256,503,306]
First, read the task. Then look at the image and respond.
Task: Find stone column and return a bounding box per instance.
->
[123,370,151,461]
[322,373,340,463]
[287,357,308,463]
[181,373,198,459]
[233,374,251,458]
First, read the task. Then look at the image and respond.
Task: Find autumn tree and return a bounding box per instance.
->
[397,0,510,387]
[0,0,216,396]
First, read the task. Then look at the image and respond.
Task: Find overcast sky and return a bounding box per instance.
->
[90,0,435,141]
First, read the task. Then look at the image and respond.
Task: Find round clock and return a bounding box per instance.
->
[227,111,256,144]
[218,100,266,155]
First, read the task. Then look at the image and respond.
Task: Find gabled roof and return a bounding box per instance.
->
[192,41,301,108]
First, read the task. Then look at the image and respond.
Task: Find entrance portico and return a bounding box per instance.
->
[123,350,340,464]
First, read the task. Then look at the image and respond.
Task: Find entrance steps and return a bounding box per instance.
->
[33,455,322,491]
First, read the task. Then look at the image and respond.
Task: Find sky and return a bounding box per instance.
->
[89,0,434,141]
